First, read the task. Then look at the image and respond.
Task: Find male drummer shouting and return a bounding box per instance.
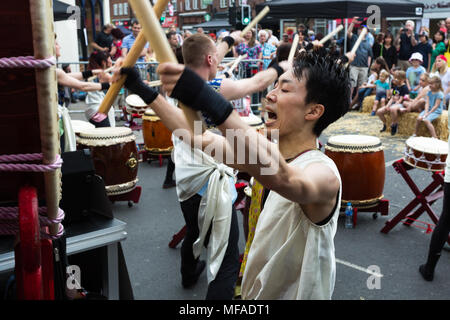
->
[114,50,351,299]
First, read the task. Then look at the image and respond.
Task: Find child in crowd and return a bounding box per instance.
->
[413,75,444,138]
[406,53,427,99]
[371,70,391,115]
[352,64,378,110]
[401,73,430,113]
[376,70,410,135]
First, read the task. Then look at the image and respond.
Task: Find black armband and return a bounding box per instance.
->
[223,36,235,49]
[171,67,234,125]
[101,82,110,91]
[270,63,284,78]
[82,70,93,80]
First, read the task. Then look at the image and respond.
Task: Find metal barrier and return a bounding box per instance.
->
[58,58,265,116]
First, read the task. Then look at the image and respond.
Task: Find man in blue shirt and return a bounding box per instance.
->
[347,18,373,98]
[121,19,150,69]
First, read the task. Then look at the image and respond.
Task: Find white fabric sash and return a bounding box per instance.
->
[173,135,234,283]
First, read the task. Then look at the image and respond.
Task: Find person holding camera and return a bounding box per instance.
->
[395,20,419,71]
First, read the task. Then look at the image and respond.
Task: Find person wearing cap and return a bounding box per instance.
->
[414,32,432,71]
[406,52,427,99]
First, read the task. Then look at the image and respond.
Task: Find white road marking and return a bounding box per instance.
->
[336,258,384,278]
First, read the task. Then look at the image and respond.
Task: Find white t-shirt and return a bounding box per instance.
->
[241,150,342,300]
[85,90,116,127]
[431,68,450,95]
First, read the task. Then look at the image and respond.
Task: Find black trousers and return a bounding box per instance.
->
[180,194,240,300]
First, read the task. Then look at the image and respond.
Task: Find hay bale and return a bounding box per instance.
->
[384,111,448,140]
[362,95,375,113]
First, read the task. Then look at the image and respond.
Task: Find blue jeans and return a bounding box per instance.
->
[358,87,373,106]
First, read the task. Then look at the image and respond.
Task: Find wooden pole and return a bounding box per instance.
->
[128,0,201,132]
[97,0,170,115]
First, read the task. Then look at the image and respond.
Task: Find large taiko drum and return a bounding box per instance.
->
[404,137,448,172]
[142,108,173,155]
[325,135,385,208]
[77,127,139,196]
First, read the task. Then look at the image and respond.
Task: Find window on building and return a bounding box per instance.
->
[172,0,177,11]
[238,0,242,5]
[229,0,234,7]
[185,0,190,10]
[113,4,117,16]
[193,0,198,9]
[220,0,226,8]
[118,3,123,15]
[200,0,206,9]
[124,3,128,15]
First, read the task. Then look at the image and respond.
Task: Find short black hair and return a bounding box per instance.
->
[131,19,139,26]
[293,52,350,136]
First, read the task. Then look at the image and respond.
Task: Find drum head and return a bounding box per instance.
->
[144,108,157,116]
[78,127,135,146]
[326,135,382,153]
[126,94,147,107]
[71,120,95,134]
[406,137,448,155]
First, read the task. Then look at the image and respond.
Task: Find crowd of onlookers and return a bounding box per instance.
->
[81,16,450,137]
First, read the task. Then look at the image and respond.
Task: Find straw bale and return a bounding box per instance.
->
[383,111,448,141]
[362,95,376,113]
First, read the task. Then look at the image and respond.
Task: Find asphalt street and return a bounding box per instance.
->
[64,105,450,300]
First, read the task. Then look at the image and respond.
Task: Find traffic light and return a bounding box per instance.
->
[204,13,211,22]
[160,12,166,24]
[241,4,251,25]
[228,6,237,26]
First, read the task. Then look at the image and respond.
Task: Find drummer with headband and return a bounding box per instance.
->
[115,49,350,299]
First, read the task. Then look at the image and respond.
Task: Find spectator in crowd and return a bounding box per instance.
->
[110,28,125,61]
[308,29,315,41]
[376,32,397,72]
[372,32,385,58]
[258,29,276,70]
[91,23,114,53]
[351,64,378,111]
[347,18,373,98]
[197,27,204,34]
[184,30,193,40]
[406,52,427,98]
[297,23,308,39]
[413,75,444,138]
[235,29,262,78]
[267,29,279,47]
[445,17,450,45]
[414,32,432,71]
[431,55,450,106]
[377,70,409,135]
[169,25,184,46]
[371,69,391,116]
[298,30,309,50]
[402,73,430,113]
[395,20,418,71]
[430,30,447,71]
[167,31,180,52]
[280,33,290,46]
[122,20,151,73]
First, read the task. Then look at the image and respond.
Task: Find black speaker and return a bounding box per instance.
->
[60,149,113,225]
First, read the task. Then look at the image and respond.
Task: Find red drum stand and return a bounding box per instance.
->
[380,159,449,244]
